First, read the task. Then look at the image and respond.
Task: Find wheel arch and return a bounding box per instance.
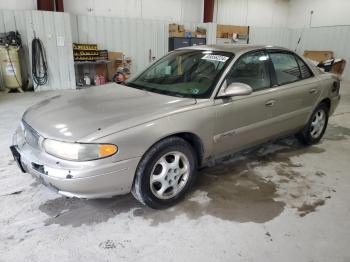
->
[319,98,331,110]
[141,132,206,168]
[173,132,205,167]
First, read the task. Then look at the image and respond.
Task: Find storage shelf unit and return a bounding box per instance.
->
[168,37,207,51]
[74,60,112,87]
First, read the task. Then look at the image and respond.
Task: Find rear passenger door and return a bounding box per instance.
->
[266,50,320,135]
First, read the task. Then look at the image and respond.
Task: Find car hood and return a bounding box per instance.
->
[23,83,196,142]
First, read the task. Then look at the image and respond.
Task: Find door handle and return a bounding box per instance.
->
[309,88,318,94]
[265,99,276,107]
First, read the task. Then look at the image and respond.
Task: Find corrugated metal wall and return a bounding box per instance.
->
[1,9,348,91]
[71,15,208,75]
[249,26,350,80]
[204,24,292,48]
[207,24,350,80]
[249,27,292,48]
[0,10,76,91]
[291,26,350,80]
[0,11,208,91]
[72,15,169,74]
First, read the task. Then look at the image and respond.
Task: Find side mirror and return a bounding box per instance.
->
[218,82,253,98]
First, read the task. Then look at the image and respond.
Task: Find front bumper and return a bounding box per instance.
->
[10,142,141,199]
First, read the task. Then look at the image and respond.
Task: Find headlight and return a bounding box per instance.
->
[43,139,118,161]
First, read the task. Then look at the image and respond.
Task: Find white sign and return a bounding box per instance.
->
[201,54,229,63]
[56,36,65,47]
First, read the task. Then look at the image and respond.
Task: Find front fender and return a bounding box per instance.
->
[92,104,216,163]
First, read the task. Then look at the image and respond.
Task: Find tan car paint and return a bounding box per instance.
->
[14,45,340,199]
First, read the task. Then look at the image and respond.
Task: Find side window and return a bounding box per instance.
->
[296,56,313,79]
[269,52,301,85]
[225,51,271,92]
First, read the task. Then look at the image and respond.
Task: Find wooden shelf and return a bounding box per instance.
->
[74,60,112,65]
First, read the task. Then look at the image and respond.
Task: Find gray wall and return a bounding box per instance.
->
[291,26,350,80]
[72,15,168,74]
[1,9,348,92]
[71,15,208,74]
[0,10,76,91]
[249,26,350,80]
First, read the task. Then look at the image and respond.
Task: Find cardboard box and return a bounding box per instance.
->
[169,23,178,32]
[216,24,249,38]
[169,31,185,37]
[303,50,334,62]
[108,51,123,61]
[107,52,124,81]
[169,23,185,33]
[196,27,207,35]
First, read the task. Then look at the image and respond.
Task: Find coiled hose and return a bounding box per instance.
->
[31,37,48,87]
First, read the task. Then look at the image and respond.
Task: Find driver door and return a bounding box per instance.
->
[212,50,280,157]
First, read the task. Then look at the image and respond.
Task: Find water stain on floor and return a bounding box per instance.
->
[324,124,350,141]
[40,169,284,227]
[297,199,326,217]
[39,195,138,227]
[143,169,285,225]
[38,137,330,227]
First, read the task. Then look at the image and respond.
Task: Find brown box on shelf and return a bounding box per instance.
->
[108,52,123,61]
[104,52,123,81]
[196,27,207,35]
[303,50,334,62]
[169,23,185,33]
[216,24,249,38]
[169,23,178,32]
[169,31,185,37]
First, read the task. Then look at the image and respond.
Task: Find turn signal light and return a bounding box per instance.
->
[99,144,118,157]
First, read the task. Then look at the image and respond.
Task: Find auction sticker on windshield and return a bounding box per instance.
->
[201,54,229,63]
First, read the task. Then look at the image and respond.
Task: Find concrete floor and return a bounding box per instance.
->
[0,82,350,262]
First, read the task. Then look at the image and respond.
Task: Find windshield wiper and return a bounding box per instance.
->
[127,82,189,98]
[126,82,148,91]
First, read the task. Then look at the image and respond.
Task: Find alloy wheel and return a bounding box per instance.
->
[150,151,190,199]
[310,109,326,139]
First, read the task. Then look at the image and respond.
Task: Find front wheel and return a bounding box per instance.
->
[131,137,197,209]
[297,103,329,145]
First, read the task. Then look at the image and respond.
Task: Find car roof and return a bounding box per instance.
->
[178,44,291,54]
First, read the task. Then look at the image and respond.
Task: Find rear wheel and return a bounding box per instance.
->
[297,103,329,145]
[131,137,197,209]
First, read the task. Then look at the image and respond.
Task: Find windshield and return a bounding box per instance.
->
[127,50,234,98]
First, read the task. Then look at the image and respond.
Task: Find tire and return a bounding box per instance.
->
[297,103,329,145]
[131,137,197,209]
